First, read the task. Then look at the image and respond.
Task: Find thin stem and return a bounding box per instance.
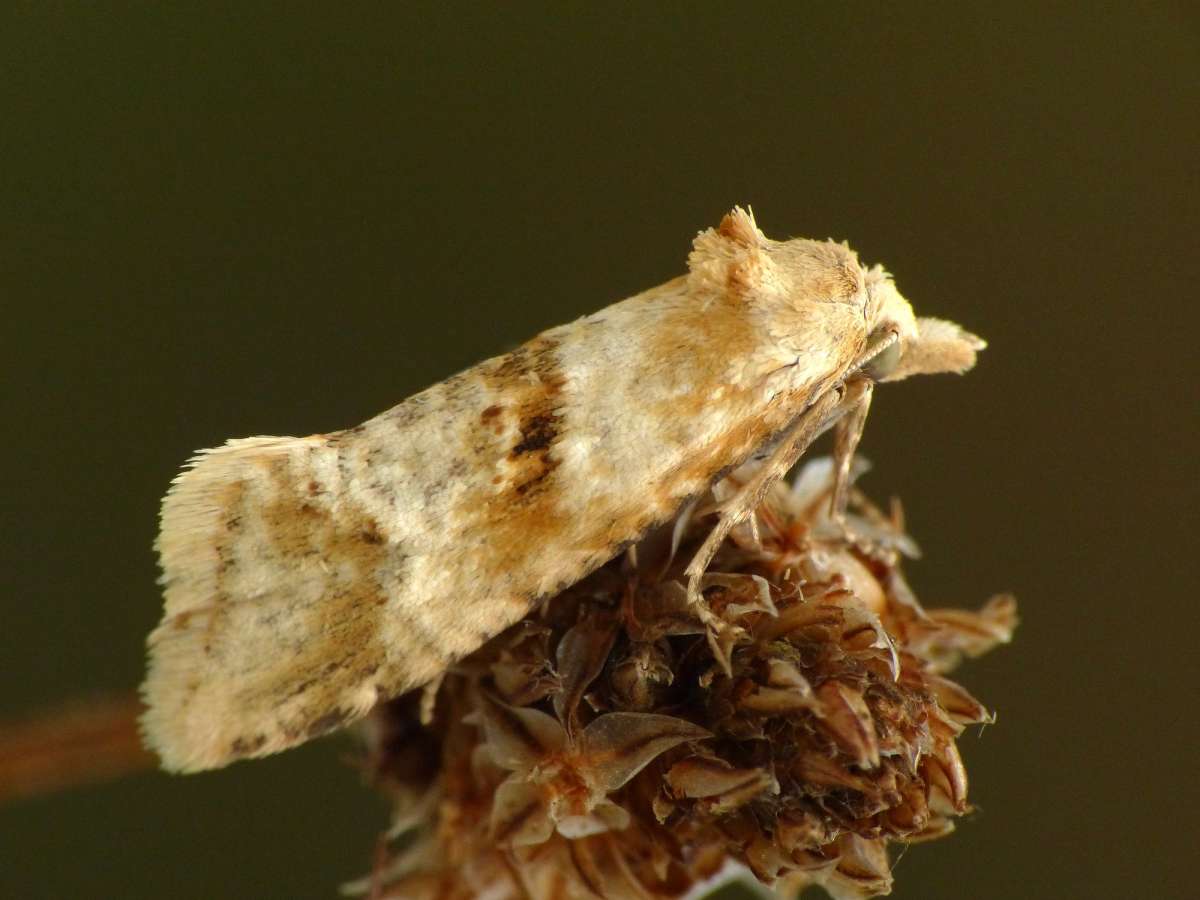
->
[0,694,155,804]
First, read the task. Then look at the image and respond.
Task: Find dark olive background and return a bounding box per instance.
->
[2,4,1196,898]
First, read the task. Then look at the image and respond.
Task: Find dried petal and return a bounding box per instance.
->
[665,756,754,800]
[738,684,820,715]
[912,593,1018,672]
[923,741,969,815]
[664,756,776,815]
[743,833,793,881]
[579,713,710,793]
[492,777,555,847]
[832,595,899,680]
[792,752,876,793]
[906,817,957,843]
[884,568,931,621]
[765,657,812,691]
[928,675,993,728]
[754,599,844,643]
[557,799,632,839]
[478,694,566,772]
[815,682,880,769]
[822,834,893,900]
[554,612,618,731]
[810,547,887,614]
[700,573,777,620]
[788,456,870,515]
[775,814,839,853]
[704,621,743,676]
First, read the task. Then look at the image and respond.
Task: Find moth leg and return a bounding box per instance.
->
[684,384,855,627]
[829,376,875,536]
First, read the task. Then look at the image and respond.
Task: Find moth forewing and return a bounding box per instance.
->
[141,207,982,772]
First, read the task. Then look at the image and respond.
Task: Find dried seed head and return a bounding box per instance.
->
[356,458,1016,899]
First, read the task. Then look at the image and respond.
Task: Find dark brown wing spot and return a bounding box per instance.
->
[229,734,267,756]
[482,336,566,505]
[510,413,559,457]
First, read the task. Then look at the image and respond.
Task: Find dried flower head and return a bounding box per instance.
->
[352,458,1016,899]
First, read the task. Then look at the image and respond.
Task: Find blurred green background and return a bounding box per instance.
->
[2,3,1196,898]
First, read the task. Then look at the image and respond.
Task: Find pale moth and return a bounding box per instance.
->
[142,207,984,772]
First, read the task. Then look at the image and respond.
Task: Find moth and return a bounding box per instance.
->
[142,207,984,772]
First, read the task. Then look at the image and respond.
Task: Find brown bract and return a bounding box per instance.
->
[353,459,1016,900]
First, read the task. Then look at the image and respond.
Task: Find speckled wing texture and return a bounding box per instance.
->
[142,208,881,772]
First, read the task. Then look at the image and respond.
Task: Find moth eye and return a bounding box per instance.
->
[860,329,902,380]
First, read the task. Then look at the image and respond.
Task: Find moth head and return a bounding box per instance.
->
[860,266,985,382]
[686,209,984,385]
[688,209,869,355]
